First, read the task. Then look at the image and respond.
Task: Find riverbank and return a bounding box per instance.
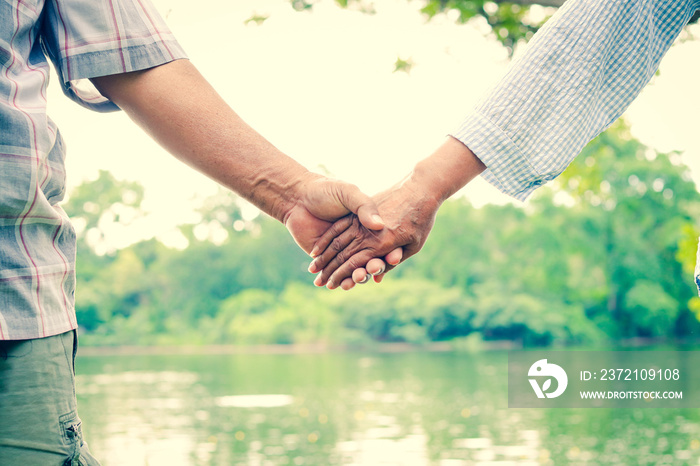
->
[76,336,700,356]
[76,339,520,356]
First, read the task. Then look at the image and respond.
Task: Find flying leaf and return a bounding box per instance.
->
[393,57,414,74]
[244,14,269,26]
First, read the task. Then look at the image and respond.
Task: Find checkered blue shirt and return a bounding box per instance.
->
[452,0,700,201]
[0,1,185,340]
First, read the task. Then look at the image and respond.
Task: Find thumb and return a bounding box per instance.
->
[334,183,385,230]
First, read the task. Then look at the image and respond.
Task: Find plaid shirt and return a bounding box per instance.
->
[452,0,700,201]
[0,0,185,340]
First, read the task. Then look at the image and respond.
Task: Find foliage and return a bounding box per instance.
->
[420,0,549,53]
[282,0,697,65]
[289,0,553,56]
[64,170,144,254]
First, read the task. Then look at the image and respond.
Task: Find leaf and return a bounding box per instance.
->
[420,1,441,18]
[542,379,552,392]
[244,14,269,26]
[393,56,414,74]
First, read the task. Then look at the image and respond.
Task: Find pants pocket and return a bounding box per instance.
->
[59,410,83,466]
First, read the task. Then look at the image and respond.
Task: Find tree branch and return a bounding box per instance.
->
[491,0,698,24]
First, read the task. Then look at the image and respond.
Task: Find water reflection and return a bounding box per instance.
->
[74,352,700,465]
[215,395,295,408]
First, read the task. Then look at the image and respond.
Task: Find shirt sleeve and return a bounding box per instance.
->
[450,0,700,201]
[40,0,187,112]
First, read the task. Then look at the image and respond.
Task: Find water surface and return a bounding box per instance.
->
[75,350,700,465]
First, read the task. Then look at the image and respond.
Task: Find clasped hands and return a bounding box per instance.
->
[306,175,440,291]
[284,137,485,291]
[282,172,436,291]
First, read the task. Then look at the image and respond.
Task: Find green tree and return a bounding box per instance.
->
[63,170,144,254]
[556,121,700,338]
[63,171,146,331]
[291,0,697,57]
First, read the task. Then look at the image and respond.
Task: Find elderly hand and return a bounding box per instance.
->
[308,178,441,289]
[307,137,486,289]
[283,174,387,256]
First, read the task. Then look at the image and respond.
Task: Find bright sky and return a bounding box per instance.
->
[45,0,700,250]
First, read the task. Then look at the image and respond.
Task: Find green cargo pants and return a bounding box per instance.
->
[0,330,100,465]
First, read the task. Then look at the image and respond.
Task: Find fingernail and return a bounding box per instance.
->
[314,275,323,287]
[326,280,335,290]
[310,246,320,258]
[371,214,385,227]
[376,266,385,275]
[308,261,318,274]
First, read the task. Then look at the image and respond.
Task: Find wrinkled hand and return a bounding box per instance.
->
[306,137,485,290]
[308,177,441,289]
[283,174,386,256]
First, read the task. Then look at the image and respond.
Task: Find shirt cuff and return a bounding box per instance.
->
[55,40,187,113]
[450,111,548,202]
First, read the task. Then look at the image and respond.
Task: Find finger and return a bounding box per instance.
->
[386,247,403,265]
[334,183,385,230]
[318,240,370,288]
[340,277,356,291]
[309,226,362,274]
[309,215,353,259]
[352,268,370,284]
[366,258,386,276]
[369,249,401,283]
[324,246,403,287]
[325,250,379,289]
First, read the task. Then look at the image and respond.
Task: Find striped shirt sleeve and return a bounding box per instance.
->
[451,0,700,201]
[41,0,187,112]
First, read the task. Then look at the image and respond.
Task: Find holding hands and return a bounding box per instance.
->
[282,173,388,255]
[308,177,438,290]
[306,136,486,290]
[91,62,483,293]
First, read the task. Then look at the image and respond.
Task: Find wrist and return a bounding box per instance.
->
[400,173,444,216]
[409,136,486,205]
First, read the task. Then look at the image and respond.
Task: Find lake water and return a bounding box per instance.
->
[75,350,700,465]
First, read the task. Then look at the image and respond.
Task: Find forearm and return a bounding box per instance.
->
[405,136,486,207]
[91,59,309,222]
[453,0,698,200]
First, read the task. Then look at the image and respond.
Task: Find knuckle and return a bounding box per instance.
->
[331,216,351,235]
[394,225,414,243]
[330,238,344,252]
[346,256,363,271]
[335,249,347,265]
